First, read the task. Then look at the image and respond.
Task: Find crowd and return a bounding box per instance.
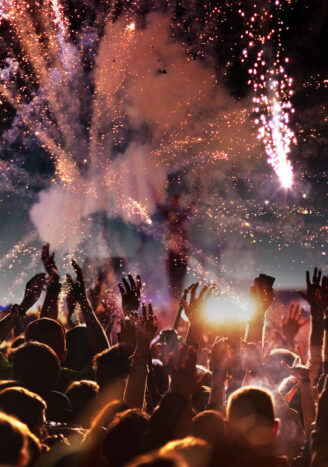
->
[0,243,327,467]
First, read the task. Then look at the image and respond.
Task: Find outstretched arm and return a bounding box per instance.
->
[208,338,231,415]
[70,260,109,355]
[40,244,61,320]
[299,269,327,384]
[124,303,158,409]
[245,276,274,347]
[183,283,214,350]
[0,273,45,343]
[148,346,206,450]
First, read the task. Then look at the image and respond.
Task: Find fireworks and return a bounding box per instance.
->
[0,0,326,303]
[240,0,296,189]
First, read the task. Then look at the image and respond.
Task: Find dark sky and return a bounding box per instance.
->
[0,0,327,302]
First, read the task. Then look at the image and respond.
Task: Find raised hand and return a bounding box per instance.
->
[65,273,77,325]
[118,274,142,315]
[209,337,232,373]
[170,345,208,398]
[20,273,46,313]
[318,275,328,314]
[281,361,311,383]
[70,259,88,304]
[119,317,137,350]
[282,303,308,345]
[41,243,59,282]
[135,303,158,352]
[298,268,322,308]
[249,277,274,317]
[181,282,215,324]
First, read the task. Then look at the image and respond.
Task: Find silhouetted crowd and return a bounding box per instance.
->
[0,244,327,467]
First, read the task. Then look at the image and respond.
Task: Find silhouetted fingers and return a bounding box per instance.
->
[136,275,142,290]
[190,282,199,301]
[128,274,136,290]
[122,277,131,293]
[199,284,210,300]
[142,302,147,321]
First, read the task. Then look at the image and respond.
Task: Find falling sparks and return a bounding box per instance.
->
[0,0,326,304]
[240,0,296,189]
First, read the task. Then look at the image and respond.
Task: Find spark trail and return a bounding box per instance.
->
[239,0,296,189]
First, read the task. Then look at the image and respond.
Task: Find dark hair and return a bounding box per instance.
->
[103,409,150,467]
[65,380,99,427]
[93,344,130,388]
[25,318,66,362]
[192,410,225,448]
[127,452,185,467]
[192,386,210,413]
[227,387,275,425]
[11,341,60,395]
[0,386,46,435]
[65,326,93,371]
[0,411,29,465]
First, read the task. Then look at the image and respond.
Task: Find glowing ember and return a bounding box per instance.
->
[127,22,136,31]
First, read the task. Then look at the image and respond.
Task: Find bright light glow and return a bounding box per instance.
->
[127,22,136,32]
[269,101,293,188]
[202,295,253,325]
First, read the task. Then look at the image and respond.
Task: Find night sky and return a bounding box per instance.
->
[0,0,327,304]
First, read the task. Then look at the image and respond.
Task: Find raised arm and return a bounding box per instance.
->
[40,244,61,320]
[118,274,142,317]
[69,259,109,355]
[312,375,328,466]
[281,361,316,434]
[208,338,232,415]
[245,276,274,347]
[183,283,214,350]
[299,268,326,384]
[124,303,158,409]
[0,273,45,343]
[148,345,206,449]
[281,303,308,351]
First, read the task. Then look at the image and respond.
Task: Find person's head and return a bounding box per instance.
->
[0,386,47,440]
[65,325,93,371]
[0,411,30,466]
[11,341,60,395]
[13,311,38,338]
[25,318,67,362]
[84,399,128,447]
[93,344,130,392]
[102,409,150,467]
[265,348,299,385]
[226,387,279,448]
[160,437,211,467]
[0,380,19,391]
[65,380,99,427]
[127,452,186,467]
[192,386,211,413]
[192,410,225,449]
